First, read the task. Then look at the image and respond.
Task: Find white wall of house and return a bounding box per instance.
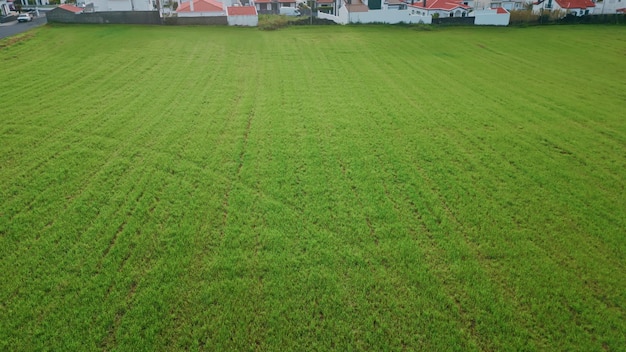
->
[489,0,525,10]
[533,0,594,15]
[409,7,469,17]
[350,8,432,23]
[254,2,272,11]
[319,5,349,23]
[323,6,432,24]
[227,13,258,24]
[319,6,344,22]
[471,8,510,24]
[1,0,11,16]
[178,10,225,15]
[91,0,153,11]
[596,0,625,14]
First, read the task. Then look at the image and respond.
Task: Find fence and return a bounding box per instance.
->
[431,16,475,25]
[46,10,162,25]
[509,11,625,25]
[163,16,228,25]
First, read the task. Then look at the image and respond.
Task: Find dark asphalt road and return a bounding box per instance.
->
[0,15,48,40]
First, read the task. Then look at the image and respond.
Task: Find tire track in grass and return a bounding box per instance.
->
[344,40,500,349]
[351,44,535,348]
[440,124,626,348]
[219,92,244,240]
[398,47,626,348]
[333,119,378,246]
[154,41,265,348]
[387,69,621,348]
[380,157,480,349]
[0,79,167,247]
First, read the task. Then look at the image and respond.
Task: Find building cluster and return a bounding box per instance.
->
[4,0,623,26]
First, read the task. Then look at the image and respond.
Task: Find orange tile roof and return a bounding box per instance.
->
[58,4,83,13]
[408,0,470,11]
[227,5,257,15]
[554,0,595,9]
[496,7,508,13]
[346,0,369,12]
[177,0,224,12]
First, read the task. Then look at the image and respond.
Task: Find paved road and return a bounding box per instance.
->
[0,14,48,40]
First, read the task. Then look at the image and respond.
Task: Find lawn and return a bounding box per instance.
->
[1,23,625,351]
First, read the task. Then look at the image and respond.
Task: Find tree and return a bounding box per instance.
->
[14,0,23,13]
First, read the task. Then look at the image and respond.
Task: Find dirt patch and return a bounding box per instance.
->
[0,32,35,49]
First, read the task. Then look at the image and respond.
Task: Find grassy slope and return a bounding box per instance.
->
[0,24,625,351]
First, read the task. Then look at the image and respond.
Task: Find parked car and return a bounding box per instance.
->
[17,13,33,23]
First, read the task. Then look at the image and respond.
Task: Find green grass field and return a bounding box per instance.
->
[1,23,625,350]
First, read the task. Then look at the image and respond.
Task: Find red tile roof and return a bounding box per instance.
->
[408,0,470,11]
[227,5,257,15]
[346,0,369,12]
[177,0,224,12]
[496,7,508,13]
[554,0,595,9]
[58,4,83,13]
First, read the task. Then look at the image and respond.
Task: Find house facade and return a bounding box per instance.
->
[226,4,257,25]
[533,0,595,16]
[176,0,226,16]
[471,6,509,24]
[1,0,11,17]
[408,0,472,17]
[471,0,526,11]
[252,0,297,13]
[89,0,154,11]
[253,0,273,13]
[594,0,625,14]
[319,0,432,24]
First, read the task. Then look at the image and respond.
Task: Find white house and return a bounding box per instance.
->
[226,4,257,25]
[472,0,531,12]
[471,6,510,24]
[319,0,432,24]
[278,0,297,8]
[176,0,226,16]
[408,0,472,17]
[594,0,626,14]
[1,0,11,17]
[88,0,153,11]
[317,0,338,14]
[253,0,273,12]
[251,0,296,13]
[533,0,595,16]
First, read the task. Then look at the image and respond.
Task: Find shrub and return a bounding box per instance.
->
[258,15,290,31]
[509,10,537,25]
